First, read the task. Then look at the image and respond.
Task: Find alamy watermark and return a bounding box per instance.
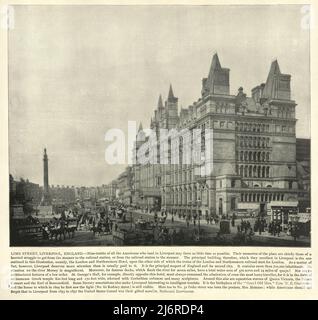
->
[301,5,313,30]
[0,5,14,30]
[105,121,214,176]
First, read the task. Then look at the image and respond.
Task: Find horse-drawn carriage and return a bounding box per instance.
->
[135,218,155,230]
[42,218,78,241]
[91,221,111,236]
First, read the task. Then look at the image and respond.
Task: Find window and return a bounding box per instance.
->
[289,181,293,189]
[231,179,235,188]
[231,197,236,210]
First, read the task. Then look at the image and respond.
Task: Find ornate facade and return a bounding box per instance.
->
[131,53,299,217]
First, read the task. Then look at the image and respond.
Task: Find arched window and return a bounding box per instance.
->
[253,166,257,177]
[262,166,265,178]
[266,153,269,161]
[266,166,270,178]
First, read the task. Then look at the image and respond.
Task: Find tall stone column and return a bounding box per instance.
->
[40,148,51,206]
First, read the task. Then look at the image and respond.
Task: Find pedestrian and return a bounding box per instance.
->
[293,224,299,242]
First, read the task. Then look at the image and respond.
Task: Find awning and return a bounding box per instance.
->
[268,201,298,208]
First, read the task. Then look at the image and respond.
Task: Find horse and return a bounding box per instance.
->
[49,220,66,241]
[91,222,109,236]
[64,219,77,239]
[64,224,77,239]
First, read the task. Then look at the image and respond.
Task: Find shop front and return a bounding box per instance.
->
[268,201,298,232]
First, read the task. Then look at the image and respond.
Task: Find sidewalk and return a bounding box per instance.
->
[133,210,310,244]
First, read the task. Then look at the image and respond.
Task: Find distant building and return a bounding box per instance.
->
[51,185,76,204]
[9,175,41,207]
[116,167,133,205]
[103,181,118,200]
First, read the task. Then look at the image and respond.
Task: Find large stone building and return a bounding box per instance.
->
[127,53,301,217]
[296,138,310,210]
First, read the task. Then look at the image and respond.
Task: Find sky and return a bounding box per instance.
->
[9,5,310,187]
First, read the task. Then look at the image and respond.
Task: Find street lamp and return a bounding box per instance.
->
[129,209,133,230]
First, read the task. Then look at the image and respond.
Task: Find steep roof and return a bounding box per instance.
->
[157,94,163,109]
[168,84,175,101]
[262,59,291,100]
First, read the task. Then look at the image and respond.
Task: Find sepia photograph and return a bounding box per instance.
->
[8,4,311,247]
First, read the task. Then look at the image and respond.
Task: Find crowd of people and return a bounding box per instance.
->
[268,220,282,236]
